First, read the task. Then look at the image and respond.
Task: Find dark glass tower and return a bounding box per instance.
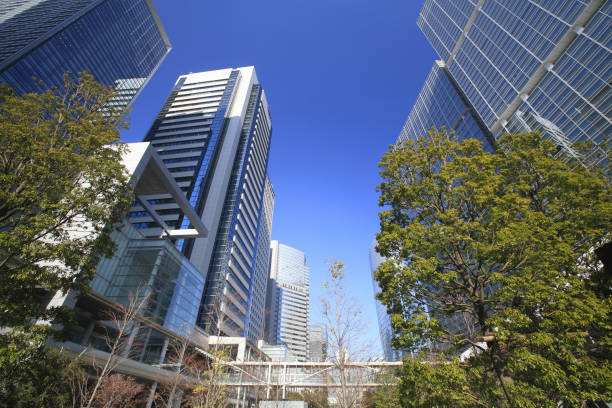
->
[398,60,493,150]
[0,0,170,111]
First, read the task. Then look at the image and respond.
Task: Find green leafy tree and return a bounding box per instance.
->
[0,345,83,408]
[360,390,375,408]
[286,390,330,408]
[0,73,132,404]
[370,370,400,408]
[397,357,499,408]
[375,129,612,407]
[360,371,400,408]
[359,370,401,408]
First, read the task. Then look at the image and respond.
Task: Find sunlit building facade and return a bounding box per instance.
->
[55,143,264,407]
[132,67,274,339]
[0,0,170,111]
[417,0,611,165]
[309,324,327,362]
[245,177,275,341]
[265,241,310,361]
[58,143,210,374]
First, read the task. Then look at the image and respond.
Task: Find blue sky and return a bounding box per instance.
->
[121,0,437,356]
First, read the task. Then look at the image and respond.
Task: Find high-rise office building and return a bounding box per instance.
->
[388,1,611,353]
[416,0,610,165]
[132,67,273,339]
[369,239,404,361]
[245,177,275,341]
[86,143,209,340]
[0,0,170,111]
[57,143,212,378]
[60,142,270,408]
[265,241,310,361]
[308,324,327,362]
[398,61,493,150]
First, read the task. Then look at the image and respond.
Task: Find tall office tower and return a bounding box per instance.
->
[0,0,170,111]
[398,61,493,150]
[265,241,310,361]
[309,324,327,362]
[417,0,610,165]
[133,67,273,338]
[244,177,275,341]
[369,239,404,361]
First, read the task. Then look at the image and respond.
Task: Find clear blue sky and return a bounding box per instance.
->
[121,0,437,356]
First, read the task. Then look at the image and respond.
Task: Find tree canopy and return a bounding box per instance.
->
[375,129,612,407]
[0,72,132,330]
[0,73,133,404]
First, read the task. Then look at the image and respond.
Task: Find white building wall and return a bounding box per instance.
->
[128,67,273,339]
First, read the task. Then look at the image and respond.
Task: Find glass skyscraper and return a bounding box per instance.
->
[132,67,274,340]
[245,177,275,341]
[416,0,610,165]
[0,0,170,111]
[265,241,310,361]
[309,324,327,362]
[398,60,493,150]
[65,143,211,374]
[386,0,611,355]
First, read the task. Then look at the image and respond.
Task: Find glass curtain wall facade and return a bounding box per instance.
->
[0,0,170,112]
[200,80,273,339]
[309,324,327,362]
[64,144,211,385]
[133,67,274,339]
[398,60,493,150]
[385,0,611,355]
[369,239,404,361]
[265,241,310,361]
[245,177,275,341]
[417,0,611,165]
[92,225,205,339]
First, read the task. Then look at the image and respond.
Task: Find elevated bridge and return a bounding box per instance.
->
[56,340,403,406]
[223,360,403,400]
